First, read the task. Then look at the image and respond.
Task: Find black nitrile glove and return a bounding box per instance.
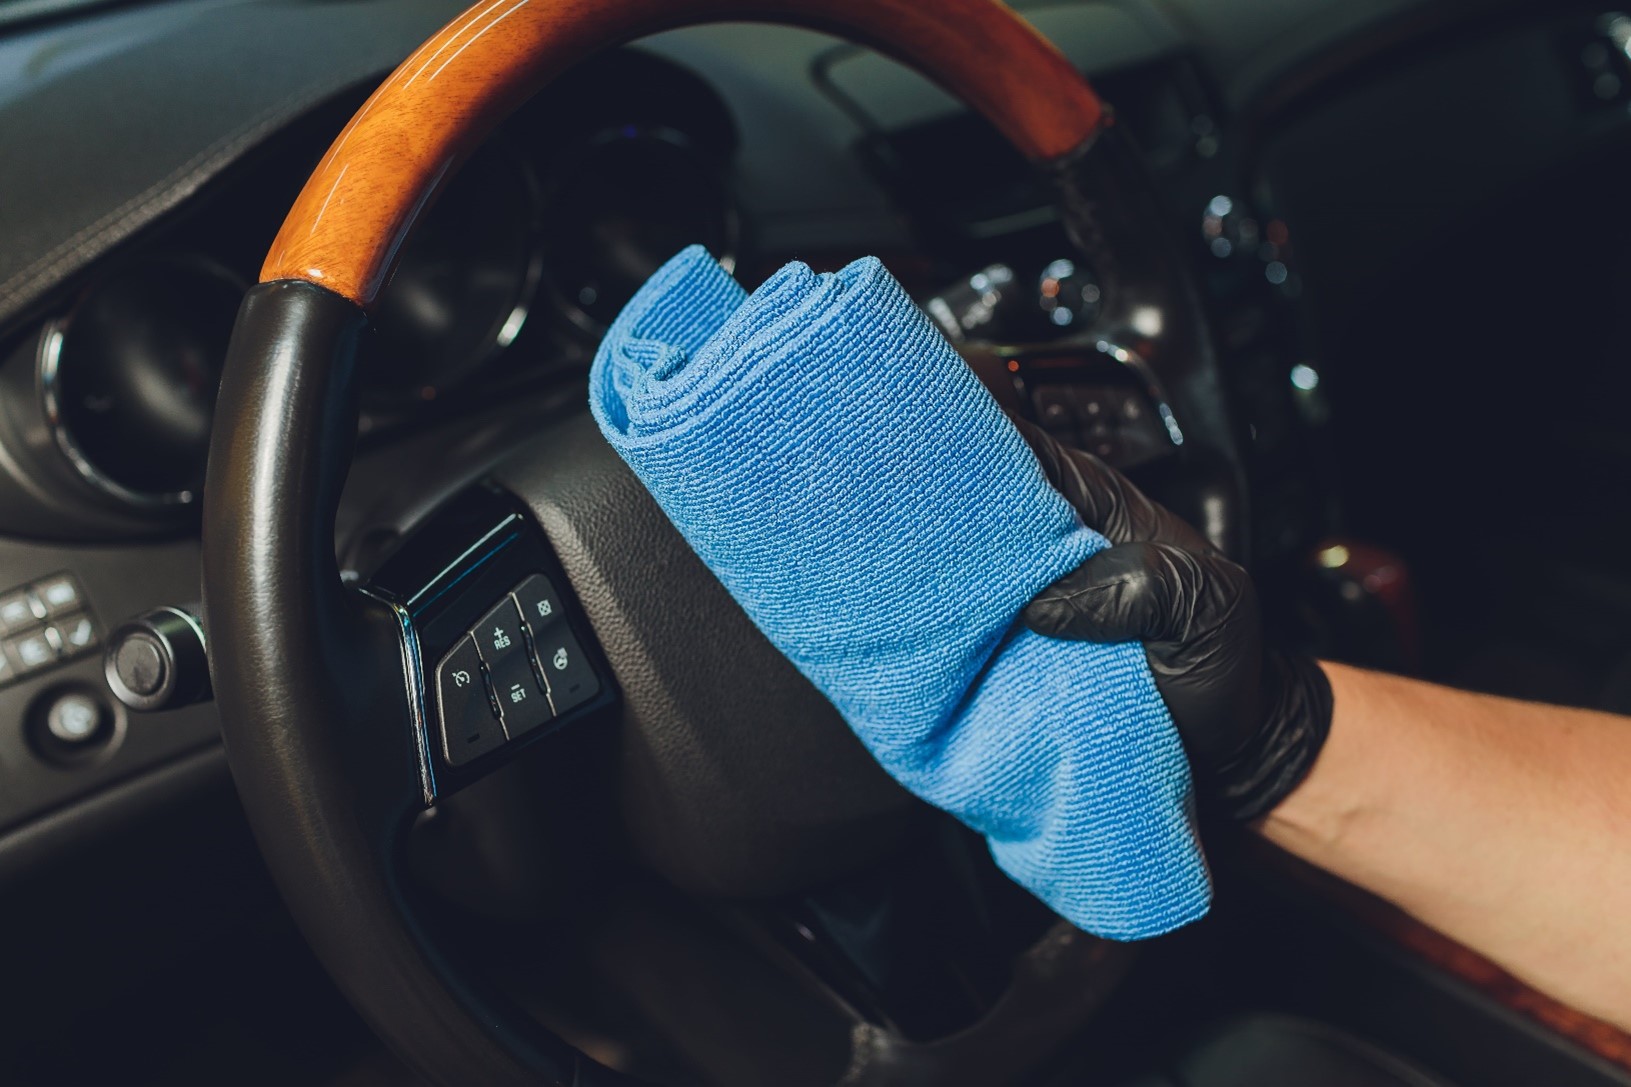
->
[1018,421,1333,821]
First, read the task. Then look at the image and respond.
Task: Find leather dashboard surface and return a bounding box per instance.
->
[0,0,466,331]
[0,0,1463,337]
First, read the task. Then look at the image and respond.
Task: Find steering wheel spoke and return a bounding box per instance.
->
[363,485,616,804]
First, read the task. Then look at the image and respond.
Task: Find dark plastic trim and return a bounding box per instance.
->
[1040,124,1250,561]
[0,742,227,887]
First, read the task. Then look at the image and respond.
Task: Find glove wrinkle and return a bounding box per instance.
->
[1215,652,1334,821]
[1018,420,1331,815]
[1017,419,1210,551]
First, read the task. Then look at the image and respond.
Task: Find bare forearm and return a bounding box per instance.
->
[1259,662,1631,1031]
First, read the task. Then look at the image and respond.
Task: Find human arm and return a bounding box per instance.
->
[1263,662,1631,1031]
[1020,423,1631,1032]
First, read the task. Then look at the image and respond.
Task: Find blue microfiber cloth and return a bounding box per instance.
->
[589,245,1210,939]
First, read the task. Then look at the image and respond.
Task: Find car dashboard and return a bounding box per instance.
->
[3,0,1631,1081]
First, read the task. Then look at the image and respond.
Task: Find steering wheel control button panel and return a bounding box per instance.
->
[364,487,615,794]
[436,634,505,766]
[475,597,552,739]
[515,576,601,715]
[0,573,99,688]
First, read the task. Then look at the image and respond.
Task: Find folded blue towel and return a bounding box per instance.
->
[589,246,1210,939]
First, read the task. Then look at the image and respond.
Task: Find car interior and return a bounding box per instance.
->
[1,0,1629,1083]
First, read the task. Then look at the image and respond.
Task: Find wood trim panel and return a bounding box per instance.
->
[1354,895,1631,1070]
[262,0,1105,307]
[1251,840,1631,1072]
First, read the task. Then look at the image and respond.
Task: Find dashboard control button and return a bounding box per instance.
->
[45,691,106,745]
[474,598,551,738]
[0,590,42,632]
[33,575,83,617]
[436,634,503,767]
[1037,258,1103,331]
[112,633,166,697]
[1066,385,1113,425]
[54,613,97,656]
[102,606,209,712]
[0,652,15,687]
[9,630,57,672]
[1116,390,1144,423]
[532,625,600,716]
[1084,426,1119,462]
[1032,386,1074,431]
[511,574,565,634]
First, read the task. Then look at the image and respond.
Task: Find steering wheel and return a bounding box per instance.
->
[202,1,1243,1082]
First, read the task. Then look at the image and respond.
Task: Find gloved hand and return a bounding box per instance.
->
[1018,421,1333,821]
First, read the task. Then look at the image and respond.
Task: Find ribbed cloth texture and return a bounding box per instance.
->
[589,246,1210,939]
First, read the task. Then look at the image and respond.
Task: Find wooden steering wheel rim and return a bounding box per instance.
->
[261,0,1106,307]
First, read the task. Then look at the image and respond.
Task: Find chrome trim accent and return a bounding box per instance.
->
[358,586,437,807]
[404,514,518,609]
[494,245,543,351]
[36,321,197,509]
[1094,338,1186,447]
[152,604,209,652]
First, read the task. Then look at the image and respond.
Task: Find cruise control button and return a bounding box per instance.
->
[0,590,42,633]
[436,634,504,767]
[533,625,600,716]
[511,574,565,634]
[474,598,551,738]
[33,575,83,617]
